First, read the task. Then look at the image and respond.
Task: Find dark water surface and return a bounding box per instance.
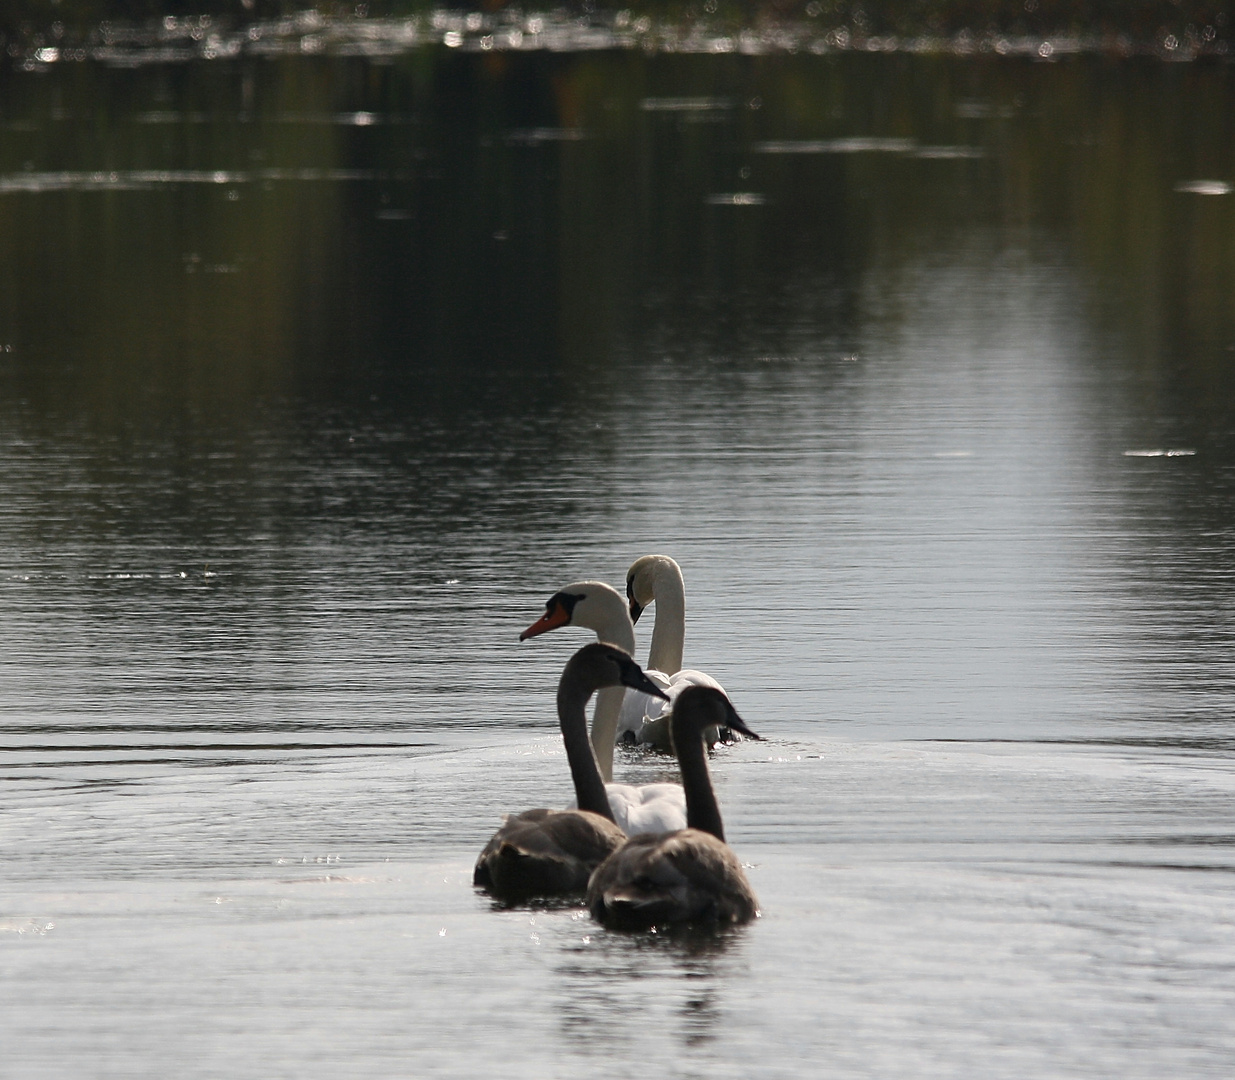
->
[3,40,1235,1078]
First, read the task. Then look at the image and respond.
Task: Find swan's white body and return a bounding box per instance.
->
[623,555,730,750]
[567,780,687,836]
[521,581,688,834]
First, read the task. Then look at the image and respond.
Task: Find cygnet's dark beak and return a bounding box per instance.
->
[628,597,644,624]
[619,659,670,701]
[722,703,761,741]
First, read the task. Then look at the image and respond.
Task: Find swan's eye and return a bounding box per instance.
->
[550,591,586,618]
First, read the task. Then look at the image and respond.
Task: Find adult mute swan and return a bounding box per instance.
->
[473,643,668,901]
[622,554,730,751]
[588,685,761,929]
[520,582,687,834]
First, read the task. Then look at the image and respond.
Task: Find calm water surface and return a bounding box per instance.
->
[2,36,1235,1078]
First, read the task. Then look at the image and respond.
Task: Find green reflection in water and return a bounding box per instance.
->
[0,51,1231,456]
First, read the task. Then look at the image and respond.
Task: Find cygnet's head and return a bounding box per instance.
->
[564,642,670,702]
[671,685,761,742]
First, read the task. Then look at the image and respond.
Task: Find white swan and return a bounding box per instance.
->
[621,554,730,750]
[587,685,761,929]
[520,581,687,834]
[473,643,668,900]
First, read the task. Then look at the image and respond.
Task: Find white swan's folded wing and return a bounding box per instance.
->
[567,780,687,835]
[604,781,686,835]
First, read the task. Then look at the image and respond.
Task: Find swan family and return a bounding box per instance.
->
[475,555,761,931]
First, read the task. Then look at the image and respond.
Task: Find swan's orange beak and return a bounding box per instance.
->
[519,599,571,641]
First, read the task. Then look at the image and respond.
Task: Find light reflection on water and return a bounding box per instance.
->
[0,168,389,193]
[4,744,1234,1077]
[2,45,1235,1080]
[8,8,1232,70]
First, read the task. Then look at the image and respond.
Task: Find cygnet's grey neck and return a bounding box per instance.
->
[561,583,638,783]
[557,672,617,821]
[671,712,725,841]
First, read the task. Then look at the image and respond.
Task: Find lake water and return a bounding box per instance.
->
[3,20,1235,1078]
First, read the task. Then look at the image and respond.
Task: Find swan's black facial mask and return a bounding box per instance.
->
[626,577,644,624]
[519,591,587,640]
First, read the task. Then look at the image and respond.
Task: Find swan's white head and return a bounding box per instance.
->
[519,580,634,652]
[625,554,681,624]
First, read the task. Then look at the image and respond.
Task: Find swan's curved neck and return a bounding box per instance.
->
[647,561,686,674]
[593,609,635,657]
[673,716,725,841]
[573,589,635,784]
[557,680,615,820]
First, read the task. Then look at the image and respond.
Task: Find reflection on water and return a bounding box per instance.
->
[5,7,1232,70]
[2,41,1235,1080]
[556,930,744,1056]
[0,168,386,192]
